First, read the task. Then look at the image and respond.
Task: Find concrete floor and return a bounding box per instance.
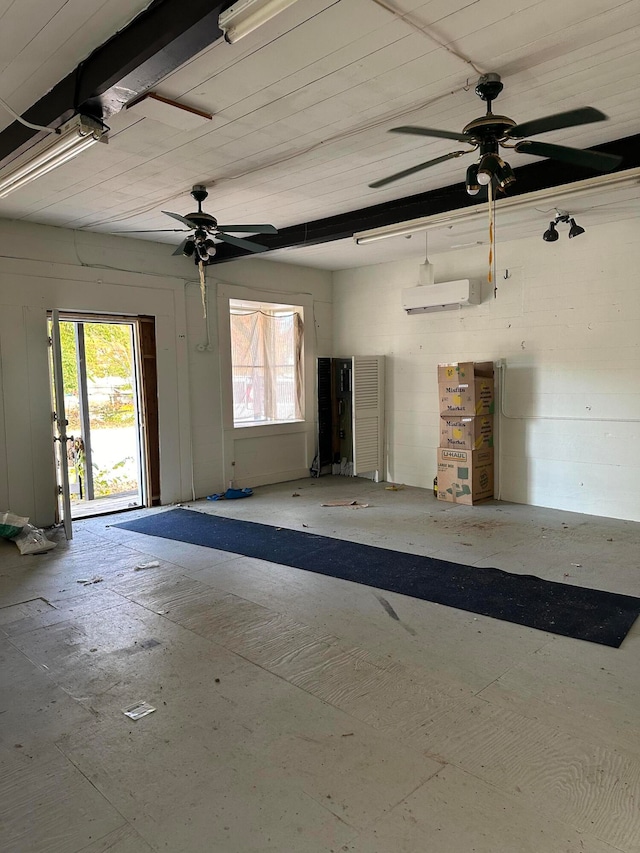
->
[1,477,639,853]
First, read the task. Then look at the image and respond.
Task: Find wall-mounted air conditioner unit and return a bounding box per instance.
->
[401,280,480,314]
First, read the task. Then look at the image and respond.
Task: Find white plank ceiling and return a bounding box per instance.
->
[0,0,639,268]
[0,0,152,133]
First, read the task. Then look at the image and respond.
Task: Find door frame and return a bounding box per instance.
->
[49,310,73,539]
[47,311,160,519]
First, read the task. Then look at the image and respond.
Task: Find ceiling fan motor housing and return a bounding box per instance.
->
[191,184,209,205]
[475,73,504,104]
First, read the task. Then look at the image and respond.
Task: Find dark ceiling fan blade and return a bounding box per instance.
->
[172,239,190,256]
[390,125,471,143]
[215,233,268,253]
[369,151,469,189]
[514,140,622,172]
[216,224,278,234]
[162,210,200,228]
[507,107,607,139]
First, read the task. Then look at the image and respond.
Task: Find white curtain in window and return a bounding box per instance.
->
[230,310,303,423]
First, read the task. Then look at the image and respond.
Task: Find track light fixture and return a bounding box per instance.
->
[543,209,585,242]
[568,217,585,239]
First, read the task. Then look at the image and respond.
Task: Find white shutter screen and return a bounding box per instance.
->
[352,356,384,478]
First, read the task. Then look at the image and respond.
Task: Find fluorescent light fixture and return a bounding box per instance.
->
[353,168,640,245]
[0,115,107,199]
[219,0,300,43]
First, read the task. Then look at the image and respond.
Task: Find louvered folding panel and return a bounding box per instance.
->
[352,356,384,479]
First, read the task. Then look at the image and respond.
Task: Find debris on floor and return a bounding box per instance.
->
[375,594,400,621]
[135,560,160,571]
[76,576,103,585]
[292,492,301,497]
[0,510,29,539]
[385,484,404,491]
[122,701,156,720]
[207,487,253,501]
[321,500,369,508]
[12,523,57,555]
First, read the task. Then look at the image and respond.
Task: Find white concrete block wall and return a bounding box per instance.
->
[332,218,640,522]
[0,221,332,525]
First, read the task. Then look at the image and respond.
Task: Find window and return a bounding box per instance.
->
[229,299,304,426]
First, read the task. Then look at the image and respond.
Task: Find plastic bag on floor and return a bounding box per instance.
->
[13,523,57,555]
[0,511,29,539]
[206,488,253,501]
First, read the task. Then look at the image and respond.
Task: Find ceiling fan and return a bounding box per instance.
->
[122,185,278,260]
[369,73,623,193]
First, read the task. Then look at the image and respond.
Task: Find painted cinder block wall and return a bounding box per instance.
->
[0,220,332,526]
[332,218,640,522]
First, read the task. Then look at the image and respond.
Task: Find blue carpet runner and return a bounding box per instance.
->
[115,508,640,647]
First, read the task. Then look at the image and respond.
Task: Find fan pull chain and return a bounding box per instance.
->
[199,260,207,319]
[487,179,494,286]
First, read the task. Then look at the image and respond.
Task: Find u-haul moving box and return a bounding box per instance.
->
[439,416,493,450]
[437,447,494,505]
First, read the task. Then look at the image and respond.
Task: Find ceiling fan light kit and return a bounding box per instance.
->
[120,185,280,261]
[369,73,623,196]
[0,115,107,198]
[465,162,480,196]
[218,0,300,43]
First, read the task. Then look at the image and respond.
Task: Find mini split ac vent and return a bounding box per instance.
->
[401,280,480,314]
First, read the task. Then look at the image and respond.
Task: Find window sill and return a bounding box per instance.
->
[227,419,307,438]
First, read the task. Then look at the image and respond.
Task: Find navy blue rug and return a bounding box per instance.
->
[115,508,640,647]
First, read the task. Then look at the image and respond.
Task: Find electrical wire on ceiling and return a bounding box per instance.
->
[79,182,190,230]
[369,0,486,76]
[76,0,488,230]
[81,80,474,231]
[223,87,466,181]
[0,96,57,133]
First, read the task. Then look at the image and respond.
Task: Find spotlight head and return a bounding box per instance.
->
[204,238,217,258]
[465,163,480,196]
[543,221,559,242]
[568,218,585,238]
[196,241,209,261]
[182,239,195,257]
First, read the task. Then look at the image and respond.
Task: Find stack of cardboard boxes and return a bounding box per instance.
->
[436,361,495,504]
